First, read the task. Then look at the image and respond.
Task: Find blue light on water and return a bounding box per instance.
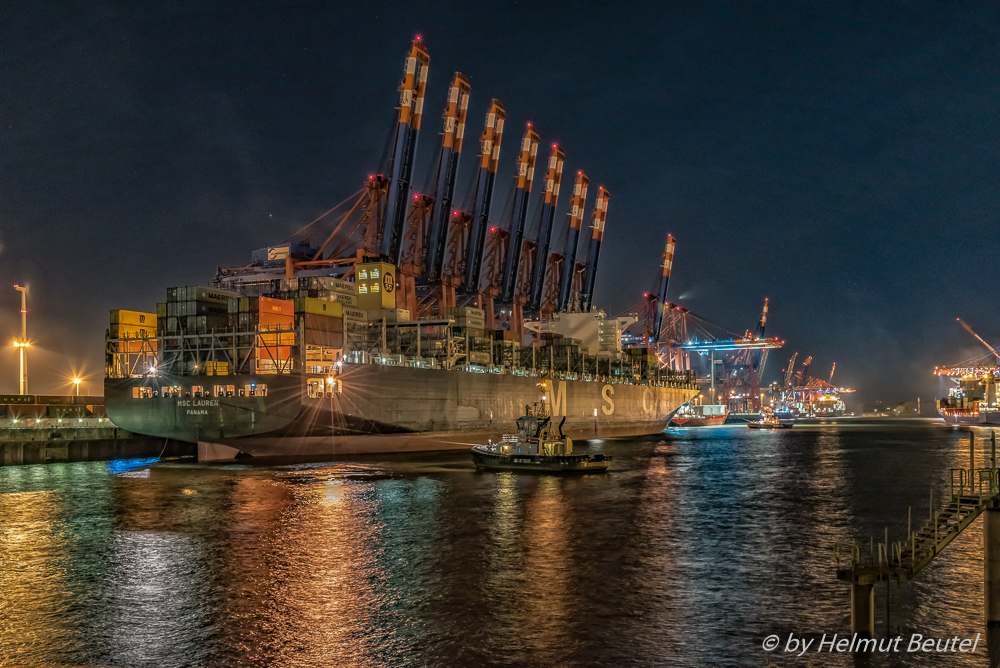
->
[106,458,160,475]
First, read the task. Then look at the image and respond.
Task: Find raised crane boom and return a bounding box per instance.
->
[556,172,589,311]
[650,234,676,347]
[425,72,471,282]
[580,187,609,312]
[957,318,1000,363]
[500,124,539,302]
[463,100,505,292]
[381,38,430,264]
[784,352,798,389]
[528,145,565,309]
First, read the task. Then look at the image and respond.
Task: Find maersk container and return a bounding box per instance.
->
[294,297,343,318]
[110,309,157,327]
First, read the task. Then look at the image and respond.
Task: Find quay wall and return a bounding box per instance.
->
[0,427,193,466]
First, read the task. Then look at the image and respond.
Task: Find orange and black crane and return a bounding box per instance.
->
[380,38,430,265]
[580,187,609,313]
[461,100,505,294]
[556,172,589,311]
[425,72,471,284]
[261,38,615,331]
[646,234,676,348]
[500,124,539,303]
[527,145,565,310]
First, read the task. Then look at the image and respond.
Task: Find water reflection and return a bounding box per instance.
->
[0,421,995,666]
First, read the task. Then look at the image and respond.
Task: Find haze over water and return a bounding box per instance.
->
[0,421,995,667]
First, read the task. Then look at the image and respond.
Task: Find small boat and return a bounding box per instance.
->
[747,412,793,429]
[471,400,611,473]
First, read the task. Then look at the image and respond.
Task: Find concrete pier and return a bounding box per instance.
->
[986,506,1000,628]
[851,582,875,638]
[0,430,192,466]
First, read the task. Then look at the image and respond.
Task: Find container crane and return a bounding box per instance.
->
[380,38,430,265]
[527,145,565,311]
[557,172,589,311]
[828,362,836,384]
[462,100,505,293]
[580,187,609,313]
[783,352,798,389]
[799,356,813,383]
[647,234,676,348]
[500,124,539,303]
[957,318,1000,363]
[425,73,471,283]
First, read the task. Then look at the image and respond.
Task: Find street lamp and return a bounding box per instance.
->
[73,378,81,396]
[13,285,28,395]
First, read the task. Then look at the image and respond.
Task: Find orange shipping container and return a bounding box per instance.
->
[259,296,294,317]
[258,311,294,329]
[258,332,296,347]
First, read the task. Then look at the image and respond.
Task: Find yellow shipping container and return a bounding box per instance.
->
[110,324,157,339]
[110,309,157,327]
[295,297,343,318]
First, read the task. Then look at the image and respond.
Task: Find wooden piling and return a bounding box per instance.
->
[986,506,1000,628]
[851,582,875,637]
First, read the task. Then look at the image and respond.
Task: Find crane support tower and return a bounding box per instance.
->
[381,38,430,265]
[580,187,609,313]
[500,124,539,302]
[528,144,565,310]
[463,100,505,293]
[557,172,589,311]
[425,72,471,283]
[651,234,676,346]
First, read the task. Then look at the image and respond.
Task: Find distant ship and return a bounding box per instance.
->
[935,371,1000,424]
[670,404,728,427]
[935,319,1000,424]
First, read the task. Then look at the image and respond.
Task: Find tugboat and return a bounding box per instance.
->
[471,400,611,473]
[747,410,793,430]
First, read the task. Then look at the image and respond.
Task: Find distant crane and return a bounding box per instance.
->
[799,356,813,384]
[784,352,798,390]
[828,362,836,384]
[645,234,676,348]
[957,318,1000,363]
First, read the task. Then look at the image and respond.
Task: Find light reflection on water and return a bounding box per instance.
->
[0,421,995,666]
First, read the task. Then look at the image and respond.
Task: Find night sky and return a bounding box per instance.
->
[2,2,999,405]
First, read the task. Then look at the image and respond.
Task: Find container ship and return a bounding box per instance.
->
[934,320,1000,424]
[934,367,1000,425]
[103,39,699,458]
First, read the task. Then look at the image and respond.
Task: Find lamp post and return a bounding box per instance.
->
[73,378,81,396]
[13,285,28,394]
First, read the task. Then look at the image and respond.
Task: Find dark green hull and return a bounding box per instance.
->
[105,363,698,456]
[470,445,610,473]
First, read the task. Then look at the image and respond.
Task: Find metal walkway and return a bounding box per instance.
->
[836,467,1000,585]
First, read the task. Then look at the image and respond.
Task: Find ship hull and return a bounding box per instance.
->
[670,414,727,427]
[937,408,1000,425]
[105,363,698,456]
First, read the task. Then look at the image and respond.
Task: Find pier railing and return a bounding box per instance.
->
[835,430,1000,638]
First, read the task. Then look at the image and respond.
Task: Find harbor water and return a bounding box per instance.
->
[1,419,996,667]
